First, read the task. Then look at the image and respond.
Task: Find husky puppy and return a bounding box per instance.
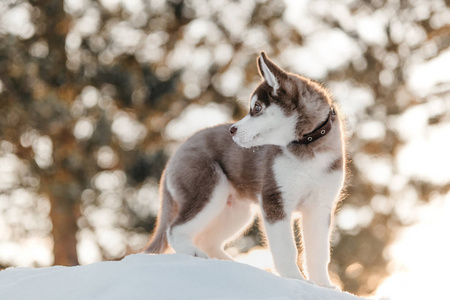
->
[145,52,345,288]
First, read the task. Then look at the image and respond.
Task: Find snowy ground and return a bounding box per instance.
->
[0,254,367,300]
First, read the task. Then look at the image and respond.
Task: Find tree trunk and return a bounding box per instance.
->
[48,192,80,266]
[34,0,81,266]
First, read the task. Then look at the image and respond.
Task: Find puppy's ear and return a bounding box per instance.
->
[257,52,286,96]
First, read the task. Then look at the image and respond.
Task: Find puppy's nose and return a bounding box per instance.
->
[229,126,238,136]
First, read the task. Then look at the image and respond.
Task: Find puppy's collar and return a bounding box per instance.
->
[292,108,336,145]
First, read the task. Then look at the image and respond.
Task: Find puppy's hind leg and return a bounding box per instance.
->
[196,198,255,260]
[167,165,229,259]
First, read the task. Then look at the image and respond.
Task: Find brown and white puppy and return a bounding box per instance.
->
[145,52,345,288]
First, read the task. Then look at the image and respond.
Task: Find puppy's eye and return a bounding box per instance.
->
[254,103,262,113]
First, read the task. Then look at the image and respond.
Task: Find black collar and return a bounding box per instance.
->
[292,108,336,145]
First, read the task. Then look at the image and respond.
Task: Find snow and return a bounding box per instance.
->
[0,254,366,300]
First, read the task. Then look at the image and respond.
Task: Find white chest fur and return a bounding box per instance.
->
[272,150,343,212]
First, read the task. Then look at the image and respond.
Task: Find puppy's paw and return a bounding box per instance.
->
[191,249,209,259]
[176,247,210,259]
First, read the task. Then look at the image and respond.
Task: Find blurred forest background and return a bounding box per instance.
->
[0,0,449,297]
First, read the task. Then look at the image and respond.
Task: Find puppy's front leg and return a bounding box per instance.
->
[264,216,305,280]
[301,205,334,287]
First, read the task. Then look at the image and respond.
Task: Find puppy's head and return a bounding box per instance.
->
[230,52,332,148]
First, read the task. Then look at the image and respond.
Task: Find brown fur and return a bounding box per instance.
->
[254,54,344,161]
[145,124,289,253]
[261,147,286,223]
[328,156,343,172]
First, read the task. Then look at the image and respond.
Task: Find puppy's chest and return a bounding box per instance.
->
[271,152,334,200]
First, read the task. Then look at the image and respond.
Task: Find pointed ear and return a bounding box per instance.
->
[257,52,286,95]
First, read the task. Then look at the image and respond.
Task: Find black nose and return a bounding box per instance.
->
[229,126,237,136]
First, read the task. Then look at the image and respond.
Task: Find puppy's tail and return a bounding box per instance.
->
[144,172,175,254]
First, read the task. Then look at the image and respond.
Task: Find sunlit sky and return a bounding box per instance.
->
[1,0,450,298]
[377,191,450,299]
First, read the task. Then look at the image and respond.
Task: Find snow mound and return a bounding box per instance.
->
[0,254,366,300]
